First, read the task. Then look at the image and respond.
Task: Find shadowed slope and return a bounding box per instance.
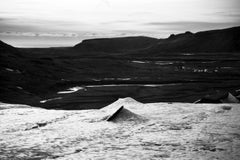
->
[0,40,19,53]
[74,26,240,54]
[103,98,146,122]
[145,26,240,53]
[74,36,158,53]
[106,106,146,122]
[0,41,55,105]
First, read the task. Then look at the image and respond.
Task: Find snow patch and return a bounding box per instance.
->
[5,68,14,72]
[86,84,178,88]
[5,68,21,74]
[182,53,194,55]
[16,86,23,90]
[104,78,115,80]
[155,61,174,65]
[117,78,131,80]
[40,97,62,103]
[132,60,149,64]
[58,87,85,94]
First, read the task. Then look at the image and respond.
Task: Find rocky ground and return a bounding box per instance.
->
[0,98,240,160]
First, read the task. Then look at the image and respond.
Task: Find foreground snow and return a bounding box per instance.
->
[0,98,240,160]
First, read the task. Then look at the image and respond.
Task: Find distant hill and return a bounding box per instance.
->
[0,40,24,67]
[144,26,240,53]
[74,36,158,52]
[0,40,19,53]
[74,26,240,54]
[0,41,42,105]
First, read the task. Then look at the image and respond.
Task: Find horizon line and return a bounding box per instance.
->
[1,25,239,48]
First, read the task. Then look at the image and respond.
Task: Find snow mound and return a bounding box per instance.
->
[0,102,32,110]
[101,97,146,123]
[101,97,142,111]
[105,106,146,122]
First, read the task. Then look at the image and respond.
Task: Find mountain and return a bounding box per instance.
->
[74,26,240,54]
[0,41,42,105]
[0,40,18,52]
[0,41,62,106]
[145,26,240,53]
[1,26,240,109]
[74,36,158,52]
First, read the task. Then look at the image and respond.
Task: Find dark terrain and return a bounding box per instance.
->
[1,26,240,109]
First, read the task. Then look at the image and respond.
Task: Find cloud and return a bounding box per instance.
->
[0,32,79,38]
[0,17,90,33]
[0,18,82,38]
[100,20,135,25]
[213,12,240,19]
[0,18,78,37]
[0,18,37,32]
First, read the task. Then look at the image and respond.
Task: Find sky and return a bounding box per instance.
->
[0,0,240,47]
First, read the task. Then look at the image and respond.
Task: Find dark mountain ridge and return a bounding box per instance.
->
[0,40,20,55]
[146,26,240,53]
[1,26,240,109]
[74,26,240,54]
[74,36,158,52]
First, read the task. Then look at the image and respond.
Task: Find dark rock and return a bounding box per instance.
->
[74,149,82,153]
[221,106,232,110]
[36,122,47,127]
[194,91,239,104]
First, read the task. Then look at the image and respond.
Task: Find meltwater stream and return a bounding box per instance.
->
[57,84,179,95]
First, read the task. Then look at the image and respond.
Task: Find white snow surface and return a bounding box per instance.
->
[58,87,85,94]
[0,98,240,160]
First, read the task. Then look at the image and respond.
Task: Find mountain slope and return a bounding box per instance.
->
[74,36,158,53]
[74,26,240,54]
[0,40,19,52]
[0,41,59,105]
[1,26,240,109]
[145,26,240,53]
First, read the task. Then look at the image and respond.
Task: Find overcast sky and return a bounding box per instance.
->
[0,0,240,47]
